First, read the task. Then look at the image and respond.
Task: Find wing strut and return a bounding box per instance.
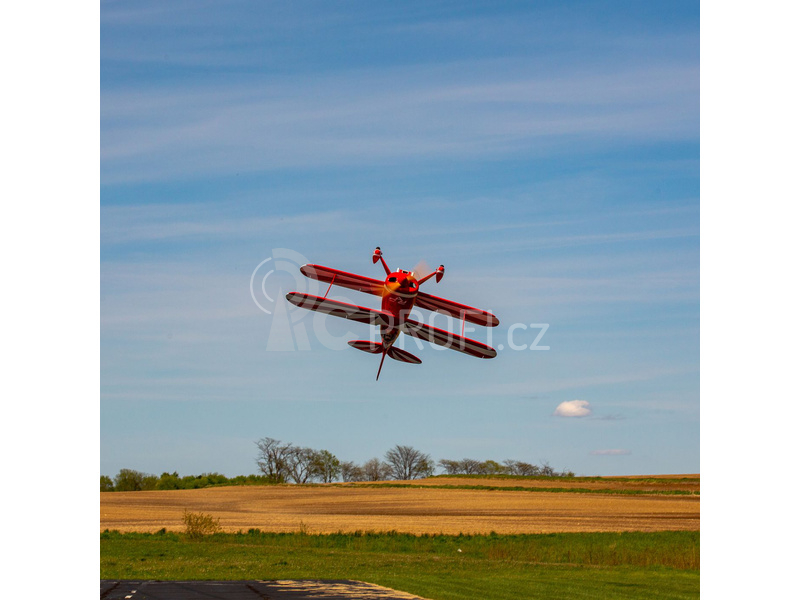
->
[324,274,336,298]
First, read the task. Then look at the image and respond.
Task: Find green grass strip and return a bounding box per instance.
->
[101,530,699,600]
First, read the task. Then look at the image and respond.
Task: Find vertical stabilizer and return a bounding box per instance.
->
[376,350,388,381]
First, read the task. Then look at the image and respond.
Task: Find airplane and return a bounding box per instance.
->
[285,247,499,380]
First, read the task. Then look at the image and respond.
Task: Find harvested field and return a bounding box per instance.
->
[101,477,699,535]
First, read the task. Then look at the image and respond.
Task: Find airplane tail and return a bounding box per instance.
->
[348,340,421,380]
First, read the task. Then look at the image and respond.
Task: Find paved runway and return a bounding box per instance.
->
[100,580,428,599]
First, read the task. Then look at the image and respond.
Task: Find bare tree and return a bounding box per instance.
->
[285,446,319,484]
[458,458,483,475]
[540,461,555,477]
[340,461,366,482]
[502,459,519,475]
[255,437,292,483]
[363,458,393,481]
[384,445,434,480]
[503,459,540,476]
[520,462,541,476]
[438,459,461,475]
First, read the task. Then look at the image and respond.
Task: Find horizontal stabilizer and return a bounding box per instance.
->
[348,340,383,354]
[387,346,422,364]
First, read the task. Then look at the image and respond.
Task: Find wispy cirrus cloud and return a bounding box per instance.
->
[102,60,698,183]
[101,204,347,244]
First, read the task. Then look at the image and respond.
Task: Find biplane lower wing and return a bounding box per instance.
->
[286,293,391,326]
[402,319,497,359]
[414,292,499,327]
[300,264,384,297]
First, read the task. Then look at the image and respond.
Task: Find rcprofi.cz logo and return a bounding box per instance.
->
[250,248,317,351]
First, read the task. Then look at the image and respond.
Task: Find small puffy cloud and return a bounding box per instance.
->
[590,449,632,456]
[554,400,592,417]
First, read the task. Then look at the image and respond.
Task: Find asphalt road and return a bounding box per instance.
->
[100,580,429,599]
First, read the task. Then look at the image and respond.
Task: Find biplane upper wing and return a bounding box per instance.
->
[286,292,391,326]
[402,318,497,359]
[414,292,499,327]
[300,264,384,297]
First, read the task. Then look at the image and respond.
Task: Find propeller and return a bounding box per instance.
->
[412,259,444,286]
[411,259,433,280]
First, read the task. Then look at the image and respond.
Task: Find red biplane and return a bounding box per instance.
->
[286,247,499,380]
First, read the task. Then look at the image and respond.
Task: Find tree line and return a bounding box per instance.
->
[438,458,573,477]
[254,438,440,484]
[101,437,573,491]
[100,469,273,492]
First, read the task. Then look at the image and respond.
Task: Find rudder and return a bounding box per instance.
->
[387,346,422,364]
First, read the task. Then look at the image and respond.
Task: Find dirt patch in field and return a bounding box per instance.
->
[100,479,699,535]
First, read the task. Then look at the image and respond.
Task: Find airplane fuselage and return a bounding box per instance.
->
[379,269,419,349]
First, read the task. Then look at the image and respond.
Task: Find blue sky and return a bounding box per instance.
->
[100,0,699,478]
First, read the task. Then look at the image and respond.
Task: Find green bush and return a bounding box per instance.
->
[182,510,221,540]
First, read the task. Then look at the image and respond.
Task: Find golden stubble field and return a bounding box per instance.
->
[100,476,699,535]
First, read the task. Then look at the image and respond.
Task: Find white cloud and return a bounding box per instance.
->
[554,399,592,417]
[590,449,632,456]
